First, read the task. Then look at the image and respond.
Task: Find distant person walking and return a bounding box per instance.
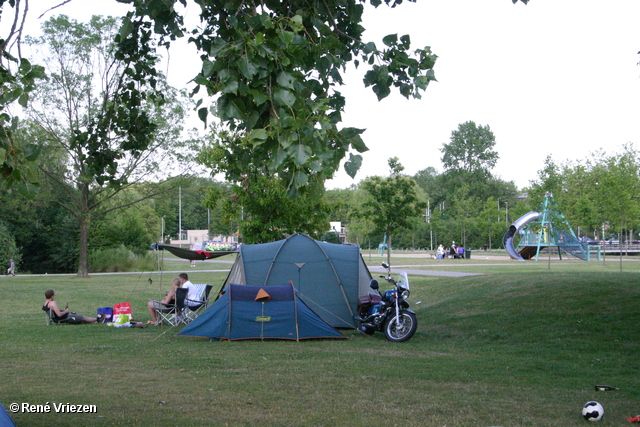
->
[6,259,15,276]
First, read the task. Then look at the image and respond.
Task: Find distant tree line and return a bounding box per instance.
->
[1,117,638,273]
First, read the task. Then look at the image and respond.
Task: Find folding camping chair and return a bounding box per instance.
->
[151,287,190,326]
[183,284,213,324]
[43,306,76,325]
[44,307,58,325]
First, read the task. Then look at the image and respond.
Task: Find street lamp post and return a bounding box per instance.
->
[505,201,509,224]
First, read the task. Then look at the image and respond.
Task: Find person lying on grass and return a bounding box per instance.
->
[147,277,181,325]
[42,289,98,324]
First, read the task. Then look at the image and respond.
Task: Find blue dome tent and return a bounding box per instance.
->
[177,283,347,341]
[220,234,372,328]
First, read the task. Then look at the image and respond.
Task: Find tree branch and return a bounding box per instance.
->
[37,0,73,19]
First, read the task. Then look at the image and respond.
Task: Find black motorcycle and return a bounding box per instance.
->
[357,262,418,342]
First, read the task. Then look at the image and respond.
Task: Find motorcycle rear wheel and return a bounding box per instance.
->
[384,310,417,342]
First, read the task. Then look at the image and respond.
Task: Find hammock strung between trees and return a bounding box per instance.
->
[153,243,238,261]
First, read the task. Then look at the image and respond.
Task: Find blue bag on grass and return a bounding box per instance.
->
[97,307,113,323]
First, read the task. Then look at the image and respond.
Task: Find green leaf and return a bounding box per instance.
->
[18,58,31,73]
[363,41,377,54]
[219,76,238,94]
[23,143,41,161]
[259,13,274,29]
[363,69,377,87]
[268,146,287,172]
[194,75,210,86]
[16,182,39,200]
[382,34,398,47]
[209,39,227,56]
[238,57,259,79]
[202,59,215,78]
[246,110,260,129]
[373,85,390,100]
[290,15,304,32]
[273,88,296,107]
[278,131,297,149]
[22,162,39,182]
[414,76,428,90]
[277,29,295,45]
[400,34,411,48]
[308,158,322,172]
[18,92,29,108]
[344,153,363,178]
[198,107,208,126]
[249,128,268,145]
[119,16,133,40]
[277,71,295,89]
[292,170,308,188]
[221,97,244,120]
[289,144,312,166]
[341,127,368,153]
[247,88,269,106]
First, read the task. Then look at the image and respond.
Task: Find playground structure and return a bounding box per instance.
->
[377,234,393,256]
[503,194,591,261]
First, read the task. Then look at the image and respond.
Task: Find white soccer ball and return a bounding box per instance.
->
[582,401,604,422]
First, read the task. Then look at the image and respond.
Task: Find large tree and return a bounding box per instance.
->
[360,157,425,264]
[441,120,499,177]
[25,15,188,277]
[203,173,330,244]
[118,0,440,194]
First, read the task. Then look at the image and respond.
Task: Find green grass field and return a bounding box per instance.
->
[1,253,639,426]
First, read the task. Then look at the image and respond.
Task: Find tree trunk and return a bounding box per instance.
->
[76,185,90,278]
[386,234,392,267]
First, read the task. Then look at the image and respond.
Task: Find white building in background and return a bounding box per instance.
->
[329,221,346,243]
[170,230,237,249]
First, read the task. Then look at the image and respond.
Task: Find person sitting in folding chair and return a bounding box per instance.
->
[42,289,98,324]
[147,278,182,325]
[179,273,201,308]
[177,273,212,323]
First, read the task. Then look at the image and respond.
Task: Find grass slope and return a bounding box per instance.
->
[1,260,638,426]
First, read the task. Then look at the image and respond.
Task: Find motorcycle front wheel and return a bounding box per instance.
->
[384,310,417,342]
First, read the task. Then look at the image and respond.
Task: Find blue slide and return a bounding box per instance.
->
[503,212,540,261]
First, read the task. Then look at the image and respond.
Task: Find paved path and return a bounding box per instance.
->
[368,266,483,277]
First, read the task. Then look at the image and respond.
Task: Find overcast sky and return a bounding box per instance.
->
[13,0,640,190]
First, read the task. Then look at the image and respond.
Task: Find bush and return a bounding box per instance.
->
[0,220,21,272]
[88,245,156,272]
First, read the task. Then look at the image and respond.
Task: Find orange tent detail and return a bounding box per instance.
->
[255,288,271,301]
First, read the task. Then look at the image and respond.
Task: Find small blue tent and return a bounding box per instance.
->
[0,403,16,427]
[222,234,372,328]
[178,283,346,341]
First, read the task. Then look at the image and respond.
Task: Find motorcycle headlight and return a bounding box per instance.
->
[401,289,410,299]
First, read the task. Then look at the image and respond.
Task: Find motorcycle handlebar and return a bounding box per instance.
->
[379,275,396,284]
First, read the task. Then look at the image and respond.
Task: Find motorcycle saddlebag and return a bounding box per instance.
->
[357,294,382,317]
[358,293,381,306]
